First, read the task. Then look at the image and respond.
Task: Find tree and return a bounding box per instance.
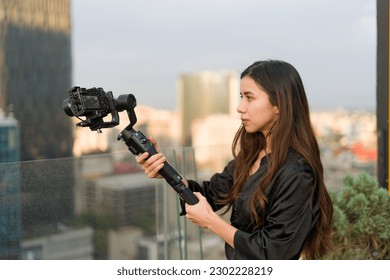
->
[325,173,390,259]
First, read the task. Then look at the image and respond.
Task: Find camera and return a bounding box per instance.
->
[63,86,199,205]
[63,87,113,116]
[63,86,136,131]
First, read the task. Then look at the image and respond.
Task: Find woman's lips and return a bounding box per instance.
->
[241,118,249,125]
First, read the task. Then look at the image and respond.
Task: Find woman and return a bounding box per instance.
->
[137,60,333,260]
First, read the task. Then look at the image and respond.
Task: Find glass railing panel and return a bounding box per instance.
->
[2,142,377,260]
[0,161,21,260]
[154,147,204,260]
[0,150,206,260]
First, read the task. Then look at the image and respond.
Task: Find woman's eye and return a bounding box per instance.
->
[239,93,253,101]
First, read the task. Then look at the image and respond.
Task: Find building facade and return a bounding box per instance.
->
[84,172,157,229]
[0,0,73,161]
[0,1,75,258]
[0,111,21,259]
[177,70,238,146]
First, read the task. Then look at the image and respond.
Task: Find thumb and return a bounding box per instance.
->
[193,192,204,199]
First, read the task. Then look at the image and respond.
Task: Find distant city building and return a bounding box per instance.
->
[0,1,75,257]
[0,109,19,163]
[79,166,157,229]
[191,113,240,172]
[72,106,180,156]
[0,0,73,161]
[0,109,21,259]
[177,70,239,146]
[311,109,377,190]
[21,227,94,260]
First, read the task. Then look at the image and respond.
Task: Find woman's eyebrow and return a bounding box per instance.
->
[240,91,254,96]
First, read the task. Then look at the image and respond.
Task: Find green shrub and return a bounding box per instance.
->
[325,173,390,259]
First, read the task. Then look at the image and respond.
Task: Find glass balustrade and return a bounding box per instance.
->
[0,146,229,260]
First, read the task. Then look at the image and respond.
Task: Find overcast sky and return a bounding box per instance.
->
[71,0,376,111]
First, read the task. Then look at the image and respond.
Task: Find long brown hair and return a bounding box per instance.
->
[223,60,333,259]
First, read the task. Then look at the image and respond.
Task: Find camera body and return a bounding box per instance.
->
[63,86,136,131]
[64,86,115,117]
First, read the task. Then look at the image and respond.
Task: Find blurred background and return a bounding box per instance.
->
[0,0,386,260]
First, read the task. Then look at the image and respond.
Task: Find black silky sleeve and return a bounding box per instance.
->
[232,168,319,259]
[179,160,235,215]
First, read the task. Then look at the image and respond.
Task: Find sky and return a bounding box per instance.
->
[71,0,376,111]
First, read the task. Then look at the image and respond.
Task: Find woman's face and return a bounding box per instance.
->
[237,76,278,135]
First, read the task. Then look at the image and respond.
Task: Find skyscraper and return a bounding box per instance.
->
[0,1,74,252]
[0,0,73,161]
[0,110,19,163]
[0,110,21,259]
[177,70,238,146]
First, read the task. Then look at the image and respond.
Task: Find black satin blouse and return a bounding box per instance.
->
[184,150,320,260]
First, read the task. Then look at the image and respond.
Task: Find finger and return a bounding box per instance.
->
[146,162,164,178]
[193,192,203,198]
[138,152,162,169]
[144,155,165,177]
[136,152,149,163]
[149,136,161,153]
[193,192,206,202]
[186,215,194,224]
[145,153,165,168]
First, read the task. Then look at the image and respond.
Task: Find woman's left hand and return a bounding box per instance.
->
[186,192,238,248]
[185,192,216,228]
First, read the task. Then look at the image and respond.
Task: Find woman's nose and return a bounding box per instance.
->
[237,100,245,113]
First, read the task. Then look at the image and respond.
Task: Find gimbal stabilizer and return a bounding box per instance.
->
[63,86,199,205]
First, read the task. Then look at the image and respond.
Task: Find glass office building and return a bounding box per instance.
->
[177,70,238,146]
[0,1,74,256]
[0,111,21,259]
[0,0,73,161]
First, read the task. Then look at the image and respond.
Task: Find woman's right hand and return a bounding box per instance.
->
[135,137,165,179]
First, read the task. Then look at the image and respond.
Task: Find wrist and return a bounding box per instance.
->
[206,212,237,248]
[206,211,223,231]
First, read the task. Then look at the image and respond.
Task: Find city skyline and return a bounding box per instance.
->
[0,0,385,263]
[72,0,376,111]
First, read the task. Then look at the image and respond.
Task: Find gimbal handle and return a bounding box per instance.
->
[117,126,199,205]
